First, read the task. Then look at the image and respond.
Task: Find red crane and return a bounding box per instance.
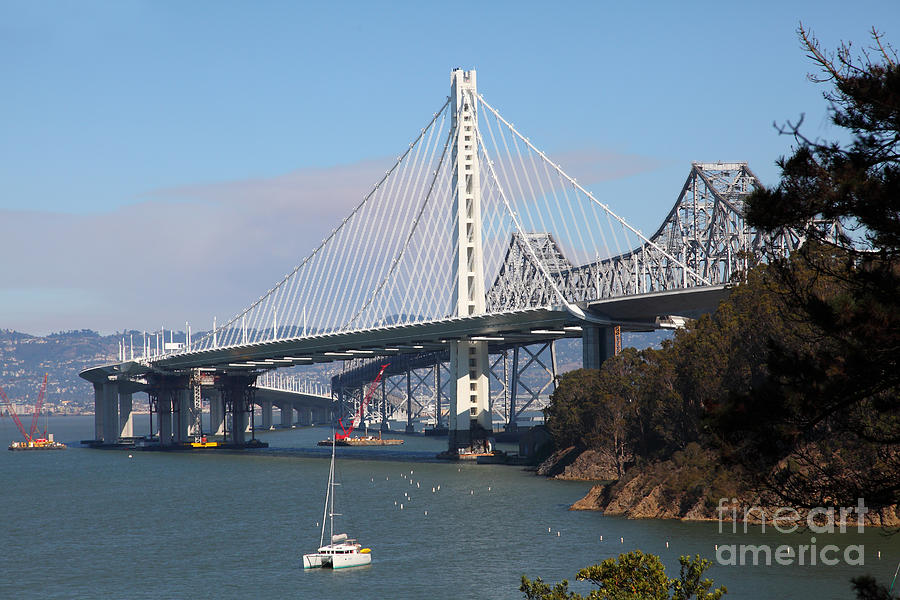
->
[335,364,389,441]
[0,373,48,443]
[29,373,49,441]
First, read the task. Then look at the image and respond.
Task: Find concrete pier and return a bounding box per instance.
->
[175,388,192,443]
[209,391,225,436]
[279,404,294,428]
[93,383,103,441]
[102,383,119,444]
[231,404,246,445]
[260,400,273,430]
[158,391,172,446]
[217,373,257,445]
[582,325,615,370]
[118,390,133,439]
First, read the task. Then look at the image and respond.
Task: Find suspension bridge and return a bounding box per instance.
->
[80,68,800,454]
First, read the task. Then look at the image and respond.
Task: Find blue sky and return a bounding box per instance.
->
[1,0,896,334]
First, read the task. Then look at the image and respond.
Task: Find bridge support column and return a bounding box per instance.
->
[297,405,310,426]
[509,347,519,431]
[157,390,173,446]
[448,340,491,452]
[260,400,273,430]
[209,391,224,436]
[102,382,119,444]
[279,404,293,428]
[405,369,414,433]
[434,362,442,429]
[218,374,257,446]
[93,383,103,441]
[118,390,133,439]
[175,388,192,443]
[582,325,615,370]
[380,377,389,432]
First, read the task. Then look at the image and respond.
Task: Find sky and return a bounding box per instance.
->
[1,0,897,335]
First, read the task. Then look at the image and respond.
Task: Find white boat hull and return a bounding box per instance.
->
[302,551,371,569]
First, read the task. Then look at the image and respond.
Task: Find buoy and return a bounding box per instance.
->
[877,550,881,559]
[488,486,491,491]
[437,485,440,491]
[470,490,474,495]
[620,537,624,543]
[424,511,428,516]
[410,470,414,474]
[128,454,133,458]
[666,541,669,548]
[400,504,404,510]
[394,501,397,506]
[557,531,560,537]
[432,487,436,493]
[600,535,603,541]
[548,527,551,533]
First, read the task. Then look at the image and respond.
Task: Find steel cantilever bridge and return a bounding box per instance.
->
[80,69,801,453]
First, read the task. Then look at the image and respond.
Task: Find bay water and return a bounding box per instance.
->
[1,415,897,599]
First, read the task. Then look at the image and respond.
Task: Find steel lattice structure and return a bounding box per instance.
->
[486,163,801,308]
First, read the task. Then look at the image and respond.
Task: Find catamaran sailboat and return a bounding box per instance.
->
[302,435,372,569]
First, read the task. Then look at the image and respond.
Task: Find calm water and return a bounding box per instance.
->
[1,415,897,599]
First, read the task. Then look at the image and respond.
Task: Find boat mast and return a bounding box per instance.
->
[318,434,335,547]
[328,435,336,544]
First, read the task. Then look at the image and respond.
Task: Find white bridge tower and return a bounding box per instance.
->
[448,69,492,452]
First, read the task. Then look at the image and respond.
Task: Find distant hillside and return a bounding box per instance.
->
[0,329,119,408]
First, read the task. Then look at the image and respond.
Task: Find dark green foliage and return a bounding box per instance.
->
[849,575,898,600]
[520,552,726,600]
[520,575,578,600]
[726,26,900,509]
[670,555,728,600]
[545,368,606,451]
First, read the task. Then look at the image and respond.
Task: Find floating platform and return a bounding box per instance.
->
[8,440,66,451]
[82,438,268,451]
[318,437,404,447]
[435,450,521,463]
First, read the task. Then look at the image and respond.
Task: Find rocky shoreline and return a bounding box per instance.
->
[538,446,900,527]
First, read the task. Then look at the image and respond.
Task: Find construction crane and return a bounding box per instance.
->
[29,373,49,440]
[335,364,389,441]
[2,374,63,450]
